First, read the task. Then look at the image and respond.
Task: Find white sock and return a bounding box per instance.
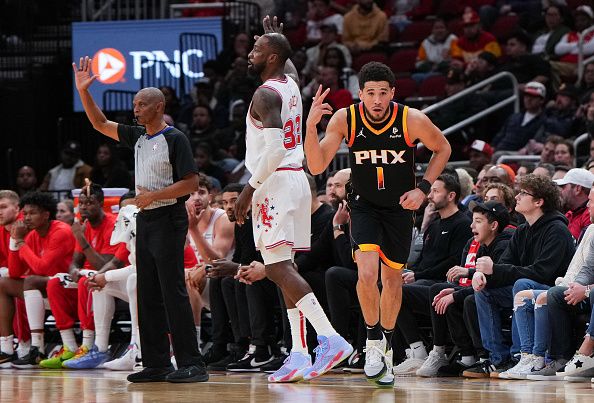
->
[17,340,30,359]
[410,341,427,359]
[287,308,308,354]
[0,335,14,355]
[126,273,139,348]
[295,293,337,337]
[59,329,78,352]
[31,332,44,354]
[432,345,446,355]
[82,329,95,349]
[23,290,45,330]
[460,355,477,366]
[92,291,115,353]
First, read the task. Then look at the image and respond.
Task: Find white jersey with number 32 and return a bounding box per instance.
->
[245,75,304,175]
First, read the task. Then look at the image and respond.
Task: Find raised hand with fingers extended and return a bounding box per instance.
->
[72,56,99,91]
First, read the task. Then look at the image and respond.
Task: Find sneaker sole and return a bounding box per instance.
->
[563,376,592,382]
[227,368,262,372]
[167,374,209,383]
[303,347,353,381]
[343,368,365,373]
[462,371,490,378]
[11,364,38,370]
[526,374,565,381]
[365,364,387,381]
[375,377,395,388]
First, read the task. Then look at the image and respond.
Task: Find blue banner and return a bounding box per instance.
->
[72,18,222,111]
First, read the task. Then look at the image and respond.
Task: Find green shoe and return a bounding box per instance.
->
[39,347,75,369]
[62,345,89,368]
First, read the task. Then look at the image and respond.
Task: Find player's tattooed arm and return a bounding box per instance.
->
[252,87,283,128]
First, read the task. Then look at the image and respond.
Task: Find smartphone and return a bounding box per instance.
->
[204,264,213,273]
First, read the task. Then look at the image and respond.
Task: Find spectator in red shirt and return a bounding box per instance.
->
[44,183,119,369]
[451,8,501,66]
[0,190,30,366]
[554,168,594,241]
[4,192,75,368]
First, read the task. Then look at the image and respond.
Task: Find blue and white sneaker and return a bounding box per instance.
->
[268,351,312,383]
[302,334,353,381]
[62,345,110,369]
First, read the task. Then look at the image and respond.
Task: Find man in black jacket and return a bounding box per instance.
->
[393,174,473,375]
[416,201,513,377]
[466,174,575,378]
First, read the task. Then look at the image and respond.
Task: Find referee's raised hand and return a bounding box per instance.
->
[72,56,98,91]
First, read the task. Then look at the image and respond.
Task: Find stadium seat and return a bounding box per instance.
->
[389,25,399,42]
[388,49,418,74]
[490,15,519,42]
[394,77,417,101]
[352,51,388,72]
[399,20,434,44]
[417,74,446,98]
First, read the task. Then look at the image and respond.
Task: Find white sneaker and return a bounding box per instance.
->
[416,349,448,377]
[499,353,534,379]
[393,355,426,376]
[364,337,387,380]
[375,349,394,387]
[103,344,142,371]
[526,359,567,381]
[556,352,594,377]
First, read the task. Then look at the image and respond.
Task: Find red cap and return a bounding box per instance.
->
[470,139,493,158]
[498,164,516,184]
[463,9,480,25]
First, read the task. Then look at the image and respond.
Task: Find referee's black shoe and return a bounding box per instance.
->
[167,363,209,383]
[127,365,175,383]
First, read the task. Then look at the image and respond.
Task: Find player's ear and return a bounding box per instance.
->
[390,87,395,99]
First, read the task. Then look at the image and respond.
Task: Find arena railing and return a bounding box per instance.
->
[577,25,594,85]
[421,71,520,140]
[496,155,541,165]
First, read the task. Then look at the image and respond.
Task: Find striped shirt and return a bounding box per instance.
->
[117,124,198,210]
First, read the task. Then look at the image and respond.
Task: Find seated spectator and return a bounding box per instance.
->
[393,174,473,375]
[499,30,551,88]
[90,143,133,189]
[514,163,534,189]
[483,183,521,226]
[186,104,220,150]
[465,51,499,87]
[322,47,359,99]
[342,0,388,55]
[318,66,354,109]
[573,90,594,139]
[15,166,37,196]
[194,142,228,188]
[473,164,493,201]
[303,23,351,80]
[554,139,575,168]
[416,201,512,377]
[216,32,251,73]
[220,57,258,106]
[532,4,571,60]
[540,84,579,140]
[159,86,181,123]
[306,0,344,44]
[554,168,594,240]
[539,134,563,164]
[534,162,555,178]
[552,6,594,81]
[5,192,76,368]
[468,140,494,173]
[39,141,92,197]
[56,200,74,226]
[466,174,575,378]
[483,165,514,188]
[219,100,247,161]
[578,61,594,98]
[414,19,457,80]
[451,9,501,66]
[552,164,570,181]
[42,183,119,369]
[492,82,547,151]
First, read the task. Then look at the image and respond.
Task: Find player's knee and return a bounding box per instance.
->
[358,268,378,287]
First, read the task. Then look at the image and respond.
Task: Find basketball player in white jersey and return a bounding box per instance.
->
[185,174,234,350]
[234,16,352,383]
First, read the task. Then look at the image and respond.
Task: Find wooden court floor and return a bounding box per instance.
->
[0,369,592,402]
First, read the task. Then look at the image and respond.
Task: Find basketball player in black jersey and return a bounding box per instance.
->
[305,62,450,386]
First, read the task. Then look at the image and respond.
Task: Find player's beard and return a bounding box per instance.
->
[248,61,265,76]
[362,103,391,124]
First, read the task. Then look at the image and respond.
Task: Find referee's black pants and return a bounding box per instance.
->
[136,204,203,368]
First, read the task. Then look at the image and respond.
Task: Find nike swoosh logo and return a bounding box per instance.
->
[250,358,271,366]
[441,231,448,234]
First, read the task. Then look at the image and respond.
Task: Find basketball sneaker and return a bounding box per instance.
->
[227,345,273,372]
[103,343,142,371]
[416,349,449,377]
[343,351,365,373]
[11,346,46,369]
[302,334,353,381]
[0,352,17,369]
[375,349,395,388]
[39,346,75,369]
[262,354,289,374]
[268,351,312,383]
[364,337,388,380]
[61,345,88,368]
[62,345,110,369]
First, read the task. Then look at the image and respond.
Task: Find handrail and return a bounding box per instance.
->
[416,71,519,145]
[577,25,594,84]
[574,132,590,151]
[496,155,540,165]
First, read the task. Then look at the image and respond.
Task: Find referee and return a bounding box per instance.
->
[73,56,207,383]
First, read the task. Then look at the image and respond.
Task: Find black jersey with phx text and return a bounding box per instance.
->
[346,102,416,207]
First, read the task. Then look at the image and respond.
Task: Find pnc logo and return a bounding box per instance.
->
[91,48,126,84]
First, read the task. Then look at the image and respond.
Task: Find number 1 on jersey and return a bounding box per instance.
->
[376,167,385,190]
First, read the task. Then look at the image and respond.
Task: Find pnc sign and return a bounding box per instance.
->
[72,18,222,111]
